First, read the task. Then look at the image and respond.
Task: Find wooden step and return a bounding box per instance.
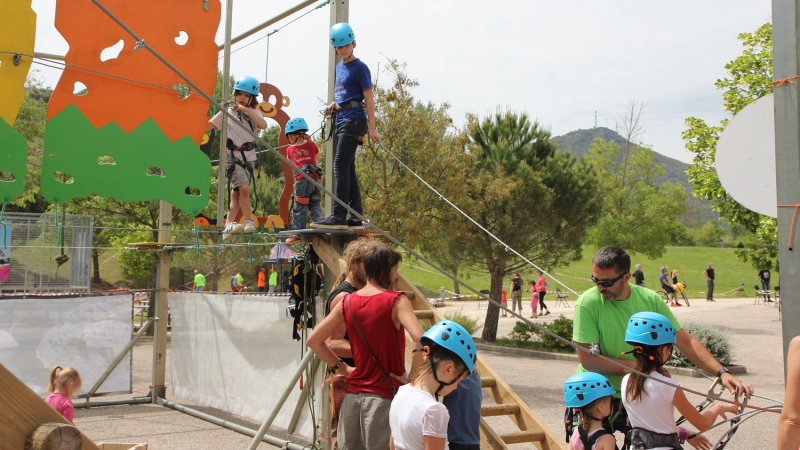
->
[404,290,416,300]
[499,430,546,444]
[481,403,520,417]
[481,376,496,388]
[414,310,434,320]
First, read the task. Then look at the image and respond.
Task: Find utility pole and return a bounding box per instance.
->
[151,201,172,400]
[772,0,800,375]
[324,0,349,214]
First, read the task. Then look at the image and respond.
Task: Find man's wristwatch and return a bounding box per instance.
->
[329,359,344,374]
[716,367,729,378]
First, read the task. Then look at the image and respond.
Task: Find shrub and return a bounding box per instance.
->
[671,321,734,367]
[443,309,483,336]
[531,315,574,351]
[508,321,533,345]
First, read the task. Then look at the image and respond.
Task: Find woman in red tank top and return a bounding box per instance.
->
[308,241,425,450]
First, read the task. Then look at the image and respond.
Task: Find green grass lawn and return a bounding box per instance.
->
[402,246,771,300]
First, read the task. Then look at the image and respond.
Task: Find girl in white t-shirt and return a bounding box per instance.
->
[389,320,477,450]
[621,312,737,449]
[563,372,617,450]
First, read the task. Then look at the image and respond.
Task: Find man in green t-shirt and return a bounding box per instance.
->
[193,270,206,292]
[572,246,753,440]
[268,266,278,293]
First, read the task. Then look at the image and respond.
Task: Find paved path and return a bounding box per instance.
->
[73,296,784,449]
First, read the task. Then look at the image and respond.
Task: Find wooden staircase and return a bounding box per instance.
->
[312,235,564,450]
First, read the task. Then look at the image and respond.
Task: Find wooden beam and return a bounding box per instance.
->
[481,403,520,417]
[499,430,546,444]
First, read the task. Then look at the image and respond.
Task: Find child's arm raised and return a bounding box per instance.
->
[673,388,738,432]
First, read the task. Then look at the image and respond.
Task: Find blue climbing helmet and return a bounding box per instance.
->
[421,320,477,373]
[234,75,260,96]
[625,312,677,346]
[563,372,616,408]
[285,118,309,136]
[330,22,355,46]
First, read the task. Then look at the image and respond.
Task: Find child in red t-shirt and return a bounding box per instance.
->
[285,118,323,236]
[501,286,508,317]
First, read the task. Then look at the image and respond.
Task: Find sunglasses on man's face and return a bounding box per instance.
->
[590,272,628,288]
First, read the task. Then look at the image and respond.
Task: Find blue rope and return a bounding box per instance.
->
[54,204,63,248]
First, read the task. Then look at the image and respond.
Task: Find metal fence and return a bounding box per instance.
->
[0,212,93,293]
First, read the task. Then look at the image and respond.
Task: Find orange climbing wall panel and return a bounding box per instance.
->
[46,0,220,145]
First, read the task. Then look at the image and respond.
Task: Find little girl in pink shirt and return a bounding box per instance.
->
[45,365,82,425]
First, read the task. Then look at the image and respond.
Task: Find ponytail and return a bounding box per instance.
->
[47,365,63,393]
[47,365,82,394]
[625,344,670,403]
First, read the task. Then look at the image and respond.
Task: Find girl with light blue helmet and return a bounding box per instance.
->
[621,312,736,449]
[564,372,617,450]
[389,320,476,450]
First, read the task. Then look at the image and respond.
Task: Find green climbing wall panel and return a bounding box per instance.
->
[41,104,210,214]
[0,120,28,203]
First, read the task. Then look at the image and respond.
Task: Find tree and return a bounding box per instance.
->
[585,101,686,258]
[358,60,472,251]
[682,23,777,270]
[457,110,602,342]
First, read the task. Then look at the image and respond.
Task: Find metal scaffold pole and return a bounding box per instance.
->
[772,0,800,377]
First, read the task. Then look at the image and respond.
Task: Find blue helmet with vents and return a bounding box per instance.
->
[285,118,309,136]
[625,312,677,346]
[330,23,355,46]
[564,372,616,408]
[234,75,260,96]
[422,321,477,373]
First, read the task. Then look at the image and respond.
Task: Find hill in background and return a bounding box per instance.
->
[551,127,718,226]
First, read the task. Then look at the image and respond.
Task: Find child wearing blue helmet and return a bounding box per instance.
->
[563,372,617,450]
[312,22,380,230]
[389,320,477,450]
[207,75,267,241]
[284,117,323,238]
[621,312,736,449]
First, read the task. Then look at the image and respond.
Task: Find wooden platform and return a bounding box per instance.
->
[311,236,564,450]
[0,363,99,450]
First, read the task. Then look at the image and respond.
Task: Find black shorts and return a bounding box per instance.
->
[662,284,675,294]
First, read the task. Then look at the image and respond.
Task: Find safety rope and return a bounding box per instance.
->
[86,0,775,421]
[777,204,800,250]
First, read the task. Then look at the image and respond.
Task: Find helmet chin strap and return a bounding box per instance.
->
[429,359,466,400]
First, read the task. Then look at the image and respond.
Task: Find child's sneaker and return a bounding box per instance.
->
[310,216,347,229]
[243,220,256,234]
[286,237,301,244]
[222,222,243,242]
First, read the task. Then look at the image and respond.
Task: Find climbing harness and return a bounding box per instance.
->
[628,428,681,450]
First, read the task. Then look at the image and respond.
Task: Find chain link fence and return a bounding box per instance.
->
[0,212,93,293]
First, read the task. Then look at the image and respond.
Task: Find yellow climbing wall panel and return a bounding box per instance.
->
[0,0,35,125]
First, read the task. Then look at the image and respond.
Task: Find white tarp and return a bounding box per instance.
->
[0,294,132,397]
[170,293,321,439]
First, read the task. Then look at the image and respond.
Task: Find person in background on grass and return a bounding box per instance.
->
[510,272,523,316]
[500,286,508,317]
[758,268,773,302]
[704,262,715,302]
[268,266,278,293]
[257,266,267,292]
[778,335,800,449]
[529,280,539,319]
[632,263,645,287]
[193,270,205,292]
[659,266,679,307]
[535,269,551,316]
[45,366,82,425]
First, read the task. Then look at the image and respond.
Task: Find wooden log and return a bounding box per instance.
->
[480,403,520,417]
[498,430,546,444]
[25,422,82,450]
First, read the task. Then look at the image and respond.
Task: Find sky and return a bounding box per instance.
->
[30,0,772,163]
